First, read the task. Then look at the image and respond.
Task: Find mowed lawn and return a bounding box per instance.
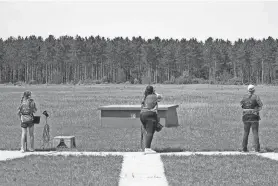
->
[161,155,278,186]
[1,84,278,152]
[0,155,123,186]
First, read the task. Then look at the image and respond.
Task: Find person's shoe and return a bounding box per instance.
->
[20,148,25,153]
[259,149,267,153]
[249,147,261,153]
[241,148,248,153]
[28,148,35,152]
[249,149,258,153]
[254,149,263,153]
[144,148,156,154]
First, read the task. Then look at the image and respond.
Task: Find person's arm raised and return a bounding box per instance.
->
[155,92,163,102]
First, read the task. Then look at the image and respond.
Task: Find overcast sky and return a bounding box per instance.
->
[1,0,278,41]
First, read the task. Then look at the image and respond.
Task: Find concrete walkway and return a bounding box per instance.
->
[119,153,168,186]
[1,150,278,186]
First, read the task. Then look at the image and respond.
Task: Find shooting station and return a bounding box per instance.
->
[98,104,179,128]
[98,104,179,149]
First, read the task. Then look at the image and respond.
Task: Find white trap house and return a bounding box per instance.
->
[98,104,179,128]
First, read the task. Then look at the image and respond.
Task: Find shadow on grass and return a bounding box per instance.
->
[197,147,278,153]
[154,147,185,153]
[263,147,278,152]
[34,147,85,152]
[154,147,244,153]
[34,147,57,152]
[154,147,278,153]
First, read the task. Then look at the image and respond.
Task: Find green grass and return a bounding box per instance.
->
[161,155,278,186]
[1,84,278,152]
[0,155,123,186]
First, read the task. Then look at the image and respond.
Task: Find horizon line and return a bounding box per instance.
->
[1,34,277,43]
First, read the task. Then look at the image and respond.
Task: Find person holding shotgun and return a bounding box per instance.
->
[140,85,163,154]
[240,84,263,153]
[17,90,37,152]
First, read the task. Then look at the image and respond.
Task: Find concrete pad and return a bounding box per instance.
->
[119,153,168,186]
[257,153,278,161]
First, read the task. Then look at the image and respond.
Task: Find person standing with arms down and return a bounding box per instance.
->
[240,84,263,152]
[140,85,162,154]
[17,91,38,153]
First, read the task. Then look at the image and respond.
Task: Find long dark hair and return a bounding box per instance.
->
[144,85,154,100]
[20,90,31,103]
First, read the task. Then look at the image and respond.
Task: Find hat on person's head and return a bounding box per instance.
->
[247,84,255,92]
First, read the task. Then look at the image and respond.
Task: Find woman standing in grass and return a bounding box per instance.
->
[240,84,263,152]
[17,90,37,153]
[140,85,162,154]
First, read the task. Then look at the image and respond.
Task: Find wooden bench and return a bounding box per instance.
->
[98,104,179,128]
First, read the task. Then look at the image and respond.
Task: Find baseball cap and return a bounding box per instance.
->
[247,84,255,92]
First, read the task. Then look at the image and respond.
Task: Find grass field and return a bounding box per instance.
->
[0,155,122,186]
[1,84,278,152]
[161,155,278,186]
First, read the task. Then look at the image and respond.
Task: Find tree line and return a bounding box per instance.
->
[0,35,278,85]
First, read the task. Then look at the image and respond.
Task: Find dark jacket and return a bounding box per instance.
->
[240,93,263,122]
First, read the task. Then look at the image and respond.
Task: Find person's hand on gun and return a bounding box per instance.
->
[155,92,162,102]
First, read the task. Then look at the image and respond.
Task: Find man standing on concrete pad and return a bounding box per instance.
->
[240,84,263,152]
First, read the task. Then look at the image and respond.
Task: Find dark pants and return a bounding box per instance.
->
[140,111,157,148]
[242,122,260,152]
